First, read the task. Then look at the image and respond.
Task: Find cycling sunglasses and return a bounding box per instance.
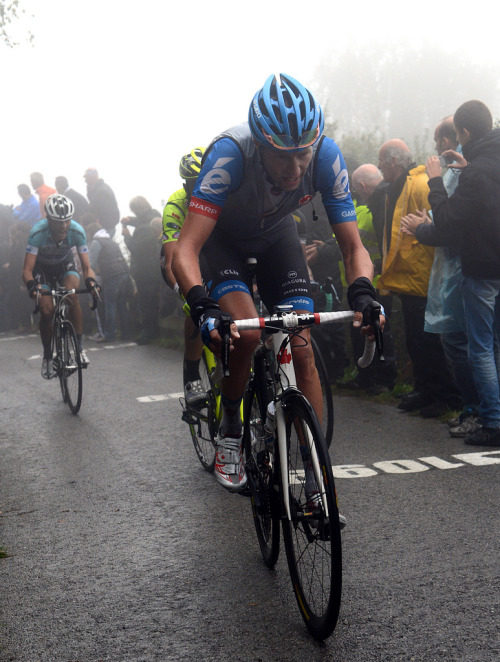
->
[263,125,320,151]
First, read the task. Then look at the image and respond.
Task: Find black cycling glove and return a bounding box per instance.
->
[26,279,40,298]
[347,277,379,324]
[186,285,222,328]
[85,277,98,291]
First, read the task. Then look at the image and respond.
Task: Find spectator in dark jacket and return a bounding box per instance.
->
[84,168,120,236]
[87,222,132,342]
[121,196,162,344]
[419,100,500,447]
[55,176,90,222]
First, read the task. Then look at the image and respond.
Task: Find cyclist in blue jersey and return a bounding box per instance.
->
[22,194,99,379]
[172,74,382,492]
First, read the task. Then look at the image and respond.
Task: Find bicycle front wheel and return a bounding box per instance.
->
[187,353,217,472]
[60,322,82,414]
[280,391,342,640]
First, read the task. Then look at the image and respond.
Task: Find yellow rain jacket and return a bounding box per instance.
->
[377,165,434,297]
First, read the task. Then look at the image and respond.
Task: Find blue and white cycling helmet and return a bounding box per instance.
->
[249,73,324,151]
[45,194,74,222]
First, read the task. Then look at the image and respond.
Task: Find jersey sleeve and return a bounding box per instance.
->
[189,138,245,221]
[70,221,89,253]
[162,189,187,244]
[315,137,357,226]
[25,221,46,255]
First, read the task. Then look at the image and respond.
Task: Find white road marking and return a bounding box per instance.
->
[137,393,184,402]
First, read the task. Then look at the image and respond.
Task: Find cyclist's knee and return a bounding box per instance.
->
[292,343,317,381]
[234,327,260,357]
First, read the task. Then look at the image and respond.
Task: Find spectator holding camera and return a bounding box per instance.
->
[416,101,500,447]
[401,116,480,437]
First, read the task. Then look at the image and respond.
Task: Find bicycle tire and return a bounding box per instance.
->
[243,374,280,569]
[187,352,217,472]
[60,322,82,415]
[280,390,342,640]
[311,335,334,448]
[53,322,67,403]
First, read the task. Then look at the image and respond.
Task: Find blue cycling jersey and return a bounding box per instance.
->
[190,123,356,239]
[26,219,88,269]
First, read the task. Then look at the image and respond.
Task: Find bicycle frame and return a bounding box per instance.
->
[267,328,329,523]
[236,306,381,521]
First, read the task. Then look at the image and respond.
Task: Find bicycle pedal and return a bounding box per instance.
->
[237,485,252,498]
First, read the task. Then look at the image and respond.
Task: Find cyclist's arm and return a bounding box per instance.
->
[172,211,216,295]
[21,251,37,286]
[333,220,374,285]
[162,242,177,289]
[78,251,97,284]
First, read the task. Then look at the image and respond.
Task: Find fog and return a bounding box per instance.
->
[2,0,500,220]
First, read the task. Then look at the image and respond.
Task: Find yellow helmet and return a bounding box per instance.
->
[179,147,205,180]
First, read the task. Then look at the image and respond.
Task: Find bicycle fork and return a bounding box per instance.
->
[276,400,329,521]
[272,327,329,522]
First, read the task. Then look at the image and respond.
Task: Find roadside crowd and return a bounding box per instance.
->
[1,98,499,448]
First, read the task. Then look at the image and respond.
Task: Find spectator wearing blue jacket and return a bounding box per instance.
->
[12,184,40,226]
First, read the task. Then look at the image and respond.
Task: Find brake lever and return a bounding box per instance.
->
[368,301,385,362]
[219,312,233,378]
[90,286,101,311]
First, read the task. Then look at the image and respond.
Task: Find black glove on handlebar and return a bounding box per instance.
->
[85,277,97,292]
[26,279,39,298]
[186,285,221,327]
[347,277,379,325]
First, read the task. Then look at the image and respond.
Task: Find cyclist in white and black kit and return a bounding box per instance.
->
[22,194,99,379]
[173,74,382,492]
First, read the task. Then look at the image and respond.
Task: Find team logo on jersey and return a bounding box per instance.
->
[218,268,239,277]
[200,157,233,196]
[298,195,313,206]
[189,198,221,219]
[165,222,180,230]
[332,155,350,200]
[287,270,298,279]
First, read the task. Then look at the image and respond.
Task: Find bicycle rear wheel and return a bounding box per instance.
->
[60,322,82,414]
[187,353,217,472]
[311,335,334,448]
[243,376,280,569]
[280,391,342,640]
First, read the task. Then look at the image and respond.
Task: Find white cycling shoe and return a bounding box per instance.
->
[214,434,247,492]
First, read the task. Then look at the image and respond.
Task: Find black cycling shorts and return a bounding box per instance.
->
[200,215,313,313]
[33,256,80,289]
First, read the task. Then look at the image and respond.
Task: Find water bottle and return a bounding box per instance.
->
[264,401,276,445]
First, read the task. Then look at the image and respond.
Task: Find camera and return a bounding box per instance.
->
[438,155,453,167]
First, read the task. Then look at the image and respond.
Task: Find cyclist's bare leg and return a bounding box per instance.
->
[184,315,202,361]
[291,323,323,422]
[63,274,83,335]
[218,290,261,398]
[39,296,55,357]
[217,290,260,434]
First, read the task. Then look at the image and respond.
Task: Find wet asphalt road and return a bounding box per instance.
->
[0,332,499,662]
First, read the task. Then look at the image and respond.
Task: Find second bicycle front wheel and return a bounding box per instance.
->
[60,322,82,414]
[187,353,217,472]
[280,391,342,640]
[243,376,280,569]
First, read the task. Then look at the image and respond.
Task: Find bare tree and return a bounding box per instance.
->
[315,44,500,160]
[1,0,33,47]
